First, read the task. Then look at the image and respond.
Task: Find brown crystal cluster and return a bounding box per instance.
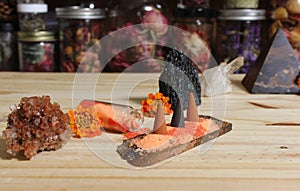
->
[2,96,71,159]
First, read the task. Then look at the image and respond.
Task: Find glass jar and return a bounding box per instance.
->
[17,3,48,31]
[0,22,19,71]
[173,7,216,72]
[104,0,170,72]
[224,0,259,9]
[215,9,266,73]
[174,8,215,51]
[115,0,170,27]
[56,6,106,72]
[18,31,56,72]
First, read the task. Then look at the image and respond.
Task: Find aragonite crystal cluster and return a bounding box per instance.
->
[2,96,71,159]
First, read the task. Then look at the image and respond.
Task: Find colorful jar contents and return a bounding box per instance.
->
[56,6,106,72]
[0,0,17,21]
[18,31,56,72]
[270,0,300,61]
[173,7,215,72]
[0,22,19,71]
[17,2,48,31]
[68,100,144,138]
[104,1,169,72]
[224,0,259,8]
[276,0,288,7]
[216,9,266,73]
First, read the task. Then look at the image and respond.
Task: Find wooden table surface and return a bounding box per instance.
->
[0,72,300,191]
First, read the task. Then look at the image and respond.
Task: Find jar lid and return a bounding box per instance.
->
[56,6,106,19]
[0,22,18,32]
[218,9,266,21]
[18,31,55,42]
[174,7,216,18]
[17,3,48,13]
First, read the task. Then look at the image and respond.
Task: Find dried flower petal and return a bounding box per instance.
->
[141,92,173,117]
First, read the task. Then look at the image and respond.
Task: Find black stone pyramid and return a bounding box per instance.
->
[242,28,300,94]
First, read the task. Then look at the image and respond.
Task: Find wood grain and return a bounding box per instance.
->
[0,73,300,191]
[248,101,279,109]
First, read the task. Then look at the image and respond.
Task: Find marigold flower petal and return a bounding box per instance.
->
[146,98,153,105]
[148,93,155,99]
[141,92,173,116]
[155,92,163,99]
[162,96,169,103]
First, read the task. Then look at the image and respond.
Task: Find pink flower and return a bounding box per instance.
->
[141,7,168,36]
[176,32,211,72]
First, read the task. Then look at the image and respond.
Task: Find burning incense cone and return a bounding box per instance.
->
[170,99,185,127]
[153,102,167,134]
[186,92,199,122]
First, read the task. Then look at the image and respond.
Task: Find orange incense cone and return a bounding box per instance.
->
[186,92,199,122]
[153,102,167,134]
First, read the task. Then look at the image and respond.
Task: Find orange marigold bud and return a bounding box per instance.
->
[141,92,173,117]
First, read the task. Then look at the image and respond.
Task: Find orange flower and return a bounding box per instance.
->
[146,98,153,105]
[141,92,173,117]
[162,96,169,103]
[154,92,163,99]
